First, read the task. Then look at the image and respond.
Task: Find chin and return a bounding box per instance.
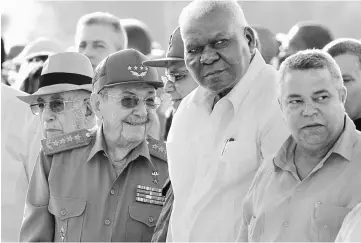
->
[124,134,146,143]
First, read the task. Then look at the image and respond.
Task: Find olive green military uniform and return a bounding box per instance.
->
[19,126,168,242]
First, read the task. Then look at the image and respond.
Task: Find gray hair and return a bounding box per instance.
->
[278,49,345,97]
[323,38,361,67]
[76,12,128,50]
[178,0,249,35]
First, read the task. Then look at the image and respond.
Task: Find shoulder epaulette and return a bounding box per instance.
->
[147,135,167,162]
[41,129,94,156]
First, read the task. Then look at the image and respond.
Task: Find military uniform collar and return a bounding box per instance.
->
[86,124,161,167]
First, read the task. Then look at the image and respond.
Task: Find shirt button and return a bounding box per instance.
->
[60,209,67,216]
[296,188,301,192]
[110,189,115,195]
[324,225,328,229]
[283,221,289,227]
[317,201,322,205]
[148,216,154,223]
[104,219,111,226]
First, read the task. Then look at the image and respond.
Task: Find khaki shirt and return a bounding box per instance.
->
[238,116,361,242]
[20,126,168,242]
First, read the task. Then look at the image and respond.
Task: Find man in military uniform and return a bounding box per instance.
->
[19,49,168,242]
[17,52,96,139]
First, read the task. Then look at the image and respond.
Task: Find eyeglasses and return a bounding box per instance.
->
[163,70,189,83]
[30,99,83,115]
[104,94,162,109]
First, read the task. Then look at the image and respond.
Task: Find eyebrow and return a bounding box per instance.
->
[312,89,330,96]
[342,74,353,79]
[93,40,106,45]
[50,94,63,100]
[122,90,155,95]
[286,94,302,99]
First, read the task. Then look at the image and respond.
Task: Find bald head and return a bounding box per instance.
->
[179,0,248,35]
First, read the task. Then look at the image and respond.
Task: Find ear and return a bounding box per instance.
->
[90,93,102,118]
[84,98,94,117]
[244,27,256,54]
[339,86,347,104]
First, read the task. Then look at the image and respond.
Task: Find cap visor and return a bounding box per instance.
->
[17,83,92,104]
[142,57,184,68]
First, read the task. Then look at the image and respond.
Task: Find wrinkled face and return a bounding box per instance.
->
[96,84,156,144]
[38,91,90,138]
[333,54,361,120]
[76,24,122,69]
[279,68,346,151]
[182,9,253,94]
[164,61,198,110]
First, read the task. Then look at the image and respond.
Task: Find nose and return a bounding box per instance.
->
[200,45,219,65]
[41,105,56,123]
[132,100,148,117]
[81,45,95,60]
[163,79,176,94]
[302,102,318,117]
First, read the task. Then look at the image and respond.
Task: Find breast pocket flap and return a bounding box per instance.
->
[48,197,86,220]
[129,202,162,227]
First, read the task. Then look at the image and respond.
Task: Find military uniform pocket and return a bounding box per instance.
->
[48,197,86,242]
[126,202,162,242]
[310,202,351,242]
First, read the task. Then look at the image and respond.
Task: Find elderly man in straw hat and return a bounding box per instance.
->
[17,52,96,139]
[19,49,168,242]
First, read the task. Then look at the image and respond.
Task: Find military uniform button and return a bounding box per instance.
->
[60,209,67,216]
[105,219,111,225]
[148,216,154,223]
[110,189,115,195]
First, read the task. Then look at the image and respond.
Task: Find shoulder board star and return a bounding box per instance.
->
[147,135,167,162]
[41,129,94,156]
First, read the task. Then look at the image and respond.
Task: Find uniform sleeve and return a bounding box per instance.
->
[19,151,54,242]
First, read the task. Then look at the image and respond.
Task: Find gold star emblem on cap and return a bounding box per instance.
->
[128,65,148,78]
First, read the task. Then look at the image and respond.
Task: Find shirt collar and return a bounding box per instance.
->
[273,115,358,171]
[86,124,152,164]
[331,115,357,162]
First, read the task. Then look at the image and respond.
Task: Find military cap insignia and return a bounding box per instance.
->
[41,129,93,156]
[136,185,165,206]
[147,135,167,161]
[127,65,149,78]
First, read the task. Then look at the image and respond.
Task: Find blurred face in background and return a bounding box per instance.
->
[75,24,120,69]
[333,53,361,120]
[163,61,198,110]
